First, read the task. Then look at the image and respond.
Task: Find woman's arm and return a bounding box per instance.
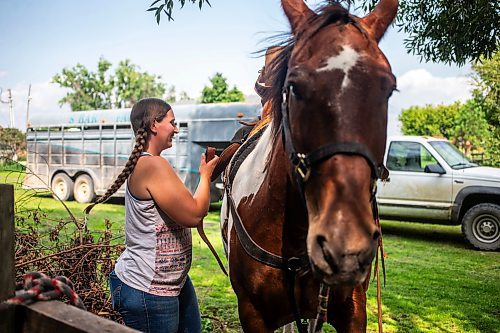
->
[145,154,219,227]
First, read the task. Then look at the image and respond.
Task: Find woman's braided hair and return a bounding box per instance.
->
[84,98,171,214]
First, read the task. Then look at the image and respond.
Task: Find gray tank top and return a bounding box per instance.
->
[114,153,192,296]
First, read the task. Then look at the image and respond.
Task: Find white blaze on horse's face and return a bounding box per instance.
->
[316,45,360,91]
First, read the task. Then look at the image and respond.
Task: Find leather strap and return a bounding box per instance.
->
[226,184,309,269]
[210,143,241,182]
[196,222,228,276]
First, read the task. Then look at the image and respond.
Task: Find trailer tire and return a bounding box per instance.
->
[51,173,74,201]
[74,174,96,203]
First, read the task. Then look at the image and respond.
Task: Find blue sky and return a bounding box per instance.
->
[0,0,473,134]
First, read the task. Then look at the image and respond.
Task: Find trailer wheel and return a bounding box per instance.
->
[51,173,74,201]
[74,174,96,203]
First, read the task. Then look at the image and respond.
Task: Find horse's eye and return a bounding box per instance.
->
[290,84,304,100]
[388,86,399,98]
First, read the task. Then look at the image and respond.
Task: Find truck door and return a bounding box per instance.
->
[377,140,453,222]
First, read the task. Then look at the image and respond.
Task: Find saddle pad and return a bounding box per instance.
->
[227,123,269,186]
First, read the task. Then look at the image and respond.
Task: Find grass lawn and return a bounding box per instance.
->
[2,168,499,332]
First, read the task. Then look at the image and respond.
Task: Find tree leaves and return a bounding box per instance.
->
[338,0,498,65]
[200,73,244,104]
[399,51,500,166]
[51,57,167,111]
[470,51,500,166]
[0,128,26,154]
[148,0,211,23]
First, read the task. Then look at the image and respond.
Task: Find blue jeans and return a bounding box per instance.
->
[109,271,201,333]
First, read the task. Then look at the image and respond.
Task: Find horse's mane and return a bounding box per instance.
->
[261,3,364,140]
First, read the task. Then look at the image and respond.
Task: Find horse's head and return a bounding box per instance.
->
[276,0,398,286]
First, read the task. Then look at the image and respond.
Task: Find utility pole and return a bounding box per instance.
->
[0,87,14,128]
[26,84,32,129]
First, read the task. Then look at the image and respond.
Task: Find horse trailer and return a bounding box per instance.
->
[23,102,261,203]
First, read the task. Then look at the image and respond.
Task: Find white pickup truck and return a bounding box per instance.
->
[377,136,500,251]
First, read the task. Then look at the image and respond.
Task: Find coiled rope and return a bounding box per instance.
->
[5,272,86,310]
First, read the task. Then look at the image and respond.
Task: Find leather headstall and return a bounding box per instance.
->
[280,85,387,204]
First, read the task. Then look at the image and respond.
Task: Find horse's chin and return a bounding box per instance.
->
[311,262,370,287]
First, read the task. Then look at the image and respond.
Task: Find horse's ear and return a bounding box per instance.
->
[281,0,315,34]
[361,0,398,42]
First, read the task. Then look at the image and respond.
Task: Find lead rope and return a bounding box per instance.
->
[312,283,330,332]
[197,222,228,276]
[5,272,86,310]
[371,181,385,333]
[375,218,386,333]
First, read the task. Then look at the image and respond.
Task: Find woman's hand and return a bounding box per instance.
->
[199,153,219,180]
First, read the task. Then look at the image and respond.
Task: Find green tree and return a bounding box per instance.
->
[399,101,494,164]
[200,73,244,104]
[343,0,498,66]
[399,49,499,165]
[52,57,114,111]
[179,91,192,102]
[166,86,177,103]
[53,58,167,111]
[399,103,460,138]
[113,60,166,108]
[471,51,500,130]
[0,127,26,157]
[453,100,491,151]
[471,51,500,166]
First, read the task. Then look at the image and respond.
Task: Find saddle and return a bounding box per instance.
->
[210,115,270,182]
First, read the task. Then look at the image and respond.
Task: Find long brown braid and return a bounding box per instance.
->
[84,98,171,214]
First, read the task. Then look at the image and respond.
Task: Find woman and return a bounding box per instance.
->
[86,98,219,333]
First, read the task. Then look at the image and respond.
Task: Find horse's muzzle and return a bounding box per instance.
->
[307,229,379,286]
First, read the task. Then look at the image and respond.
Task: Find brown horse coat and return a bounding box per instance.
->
[221,1,398,332]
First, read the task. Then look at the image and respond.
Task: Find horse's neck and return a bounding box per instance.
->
[227,124,308,256]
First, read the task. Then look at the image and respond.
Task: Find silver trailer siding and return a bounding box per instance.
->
[24,102,261,202]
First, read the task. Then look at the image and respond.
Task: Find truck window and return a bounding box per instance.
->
[387,141,438,172]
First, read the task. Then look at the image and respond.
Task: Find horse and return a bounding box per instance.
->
[220,0,398,332]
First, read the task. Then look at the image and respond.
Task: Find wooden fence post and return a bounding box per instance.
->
[0,184,15,302]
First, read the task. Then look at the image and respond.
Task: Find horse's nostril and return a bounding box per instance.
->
[316,235,327,247]
[372,229,381,241]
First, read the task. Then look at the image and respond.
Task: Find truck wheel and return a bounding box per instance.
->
[461,203,500,251]
[74,174,96,203]
[51,173,74,201]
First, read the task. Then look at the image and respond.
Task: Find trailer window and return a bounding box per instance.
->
[116,124,132,130]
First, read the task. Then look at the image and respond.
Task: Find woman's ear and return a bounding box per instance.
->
[149,122,158,135]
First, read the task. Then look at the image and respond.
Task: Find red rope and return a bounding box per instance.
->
[5,272,86,310]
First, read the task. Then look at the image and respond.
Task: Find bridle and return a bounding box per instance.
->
[280,80,388,332]
[223,78,388,333]
[280,83,385,201]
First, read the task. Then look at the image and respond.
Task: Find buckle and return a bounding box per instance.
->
[287,257,303,272]
[294,153,311,182]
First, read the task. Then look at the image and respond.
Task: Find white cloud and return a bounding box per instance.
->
[0,70,7,78]
[0,81,70,130]
[388,69,473,136]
